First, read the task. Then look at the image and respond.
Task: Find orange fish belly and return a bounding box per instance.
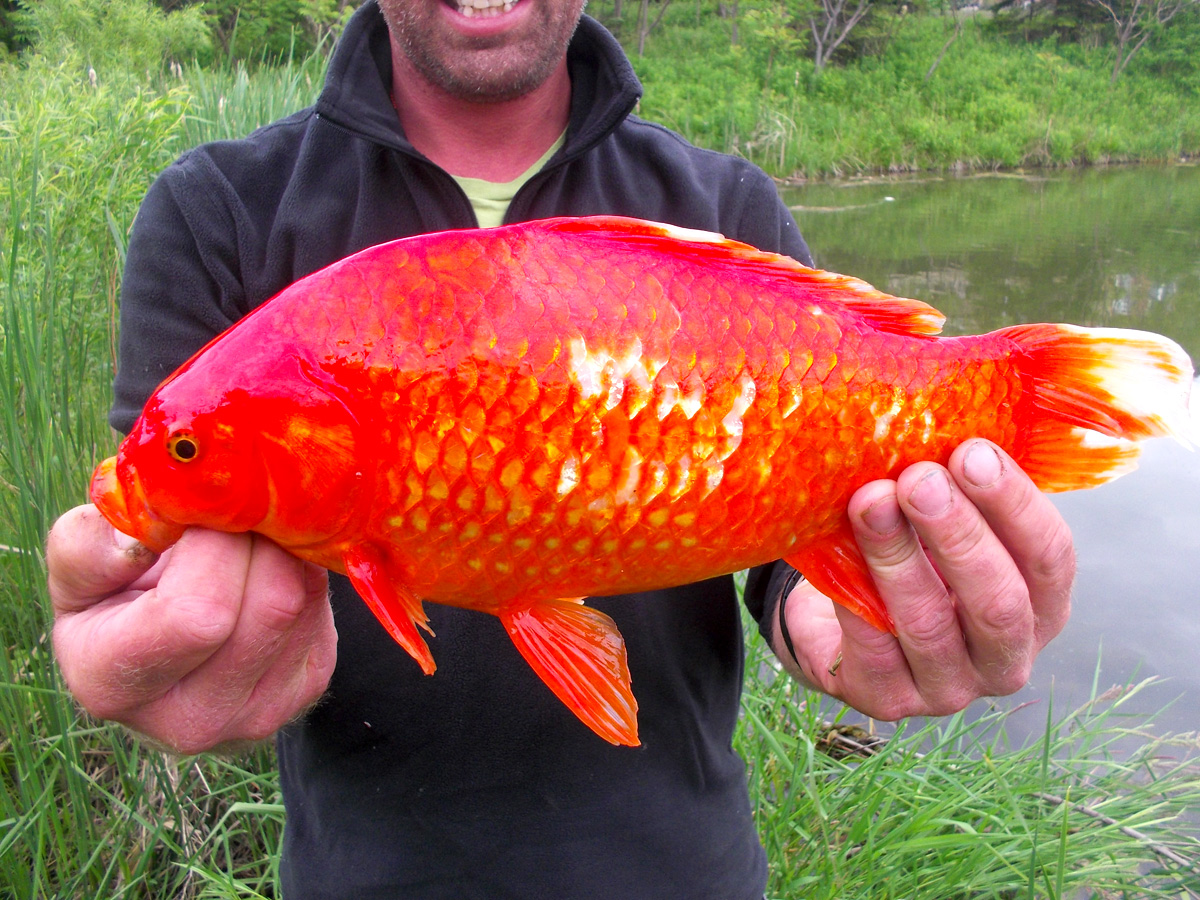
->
[91,216,1196,746]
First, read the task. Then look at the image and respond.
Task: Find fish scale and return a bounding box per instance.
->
[91,215,1196,747]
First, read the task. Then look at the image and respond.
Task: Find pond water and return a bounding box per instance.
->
[779,165,1200,740]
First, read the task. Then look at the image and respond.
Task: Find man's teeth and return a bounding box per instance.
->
[457,0,516,15]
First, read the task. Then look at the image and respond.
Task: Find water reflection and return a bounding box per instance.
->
[780,166,1200,740]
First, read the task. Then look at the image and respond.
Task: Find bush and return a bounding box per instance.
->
[15,0,212,72]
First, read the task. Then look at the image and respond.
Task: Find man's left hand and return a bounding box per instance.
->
[777,438,1074,719]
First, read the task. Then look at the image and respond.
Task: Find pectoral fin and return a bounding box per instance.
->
[785,524,896,635]
[500,598,640,747]
[343,546,436,675]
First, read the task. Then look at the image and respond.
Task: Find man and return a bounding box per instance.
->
[45,0,1074,896]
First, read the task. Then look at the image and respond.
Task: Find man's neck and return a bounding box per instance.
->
[389,46,571,183]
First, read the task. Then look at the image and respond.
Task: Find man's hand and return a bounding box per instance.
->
[47,505,338,754]
[776,439,1074,719]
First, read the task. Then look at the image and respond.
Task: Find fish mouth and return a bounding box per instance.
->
[90,455,185,554]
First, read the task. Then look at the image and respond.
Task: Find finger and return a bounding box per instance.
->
[948,439,1074,650]
[229,563,337,741]
[47,504,159,616]
[780,579,930,721]
[896,454,1034,695]
[166,539,330,738]
[847,476,976,712]
[56,528,253,720]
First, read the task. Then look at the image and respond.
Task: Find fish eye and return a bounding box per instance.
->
[167,431,200,463]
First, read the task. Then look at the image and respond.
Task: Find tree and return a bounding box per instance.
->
[1085,0,1199,81]
[636,0,672,54]
[807,0,874,73]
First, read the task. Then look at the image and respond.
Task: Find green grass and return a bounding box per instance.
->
[2,14,1200,899]
[629,5,1200,178]
[738,638,1200,898]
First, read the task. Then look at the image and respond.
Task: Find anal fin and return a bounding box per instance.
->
[344,546,436,675]
[500,597,640,747]
[786,524,896,635]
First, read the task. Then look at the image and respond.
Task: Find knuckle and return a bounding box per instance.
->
[237,710,284,744]
[1029,524,1077,587]
[930,514,990,569]
[870,697,915,722]
[990,661,1032,697]
[896,592,959,651]
[1038,591,1072,645]
[169,727,223,757]
[72,684,130,722]
[972,580,1033,639]
[165,592,241,652]
[253,588,309,637]
[922,685,978,718]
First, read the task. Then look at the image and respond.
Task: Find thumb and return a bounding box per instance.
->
[47,504,161,616]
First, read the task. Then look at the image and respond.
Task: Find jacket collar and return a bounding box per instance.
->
[314,0,643,168]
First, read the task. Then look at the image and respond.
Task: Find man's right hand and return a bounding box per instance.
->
[47,505,338,754]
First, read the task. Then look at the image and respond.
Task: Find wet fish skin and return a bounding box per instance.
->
[90,216,1196,746]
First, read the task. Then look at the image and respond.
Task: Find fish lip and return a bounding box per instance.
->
[90,455,184,553]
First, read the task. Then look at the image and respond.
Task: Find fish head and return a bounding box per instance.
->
[90,389,273,553]
[90,356,368,556]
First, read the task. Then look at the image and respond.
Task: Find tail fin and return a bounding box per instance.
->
[1001,324,1196,492]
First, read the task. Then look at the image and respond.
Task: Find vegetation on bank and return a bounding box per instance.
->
[624,2,1200,176]
[2,0,1199,896]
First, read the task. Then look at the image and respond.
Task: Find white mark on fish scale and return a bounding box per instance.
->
[780,387,802,420]
[921,409,935,444]
[719,372,757,457]
[655,376,679,420]
[613,446,644,506]
[699,458,724,498]
[567,336,645,411]
[872,390,905,442]
[568,337,605,400]
[656,222,729,244]
[626,355,660,419]
[557,454,580,496]
[642,458,669,504]
[679,376,704,420]
[603,361,624,411]
[668,453,693,498]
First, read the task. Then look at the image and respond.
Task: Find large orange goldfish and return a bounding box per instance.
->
[91,216,1195,746]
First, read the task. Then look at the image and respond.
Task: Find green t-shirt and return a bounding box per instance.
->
[451,133,565,228]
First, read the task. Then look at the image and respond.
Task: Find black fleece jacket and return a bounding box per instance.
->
[114,4,811,898]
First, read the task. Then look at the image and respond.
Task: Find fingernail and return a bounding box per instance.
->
[963,441,1003,488]
[908,469,952,515]
[862,496,903,535]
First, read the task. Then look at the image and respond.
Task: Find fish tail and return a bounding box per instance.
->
[1002,323,1196,491]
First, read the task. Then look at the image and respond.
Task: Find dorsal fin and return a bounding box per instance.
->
[536,216,946,337]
